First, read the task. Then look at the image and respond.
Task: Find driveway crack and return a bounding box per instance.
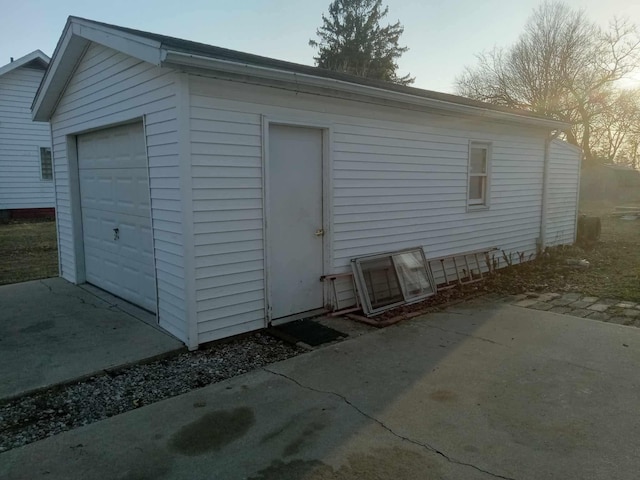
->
[38,280,164,333]
[39,280,106,309]
[40,280,141,314]
[263,367,517,480]
[39,279,53,293]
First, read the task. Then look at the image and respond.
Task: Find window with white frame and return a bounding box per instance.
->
[468,142,490,207]
[40,147,53,181]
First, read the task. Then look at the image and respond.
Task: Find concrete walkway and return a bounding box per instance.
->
[513,291,640,325]
[0,278,183,400]
[3,299,640,479]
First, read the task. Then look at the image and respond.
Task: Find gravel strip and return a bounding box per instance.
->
[0,332,303,452]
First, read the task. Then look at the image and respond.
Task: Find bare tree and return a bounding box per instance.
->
[620,138,640,170]
[456,1,640,166]
[591,89,640,163]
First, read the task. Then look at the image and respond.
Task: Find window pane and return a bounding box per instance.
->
[470,147,487,174]
[469,176,484,201]
[360,256,403,309]
[40,147,53,180]
[392,251,435,298]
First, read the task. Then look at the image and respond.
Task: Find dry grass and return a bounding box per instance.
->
[0,220,58,286]
[478,202,640,302]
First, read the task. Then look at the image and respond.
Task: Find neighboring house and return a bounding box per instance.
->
[580,163,640,205]
[33,17,581,349]
[0,50,54,218]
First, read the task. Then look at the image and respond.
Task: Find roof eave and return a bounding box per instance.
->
[32,17,163,122]
[33,16,568,130]
[0,50,50,78]
[162,50,569,130]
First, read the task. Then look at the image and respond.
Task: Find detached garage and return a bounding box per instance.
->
[33,17,580,349]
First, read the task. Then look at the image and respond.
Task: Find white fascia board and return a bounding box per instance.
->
[32,19,164,121]
[161,50,569,130]
[71,19,163,66]
[32,23,77,122]
[0,50,50,77]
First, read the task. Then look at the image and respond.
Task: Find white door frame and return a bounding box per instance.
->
[69,116,159,319]
[261,116,334,326]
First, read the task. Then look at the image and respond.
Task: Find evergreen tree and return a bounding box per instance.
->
[309,0,414,85]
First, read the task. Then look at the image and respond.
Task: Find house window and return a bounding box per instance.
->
[468,142,490,208]
[40,147,53,181]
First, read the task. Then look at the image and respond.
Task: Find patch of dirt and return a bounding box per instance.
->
[481,214,640,302]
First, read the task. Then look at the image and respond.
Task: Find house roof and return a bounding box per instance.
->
[33,16,568,130]
[0,50,49,78]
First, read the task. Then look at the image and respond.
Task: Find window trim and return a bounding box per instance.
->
[467,141,491,210]
[39,146,53,181]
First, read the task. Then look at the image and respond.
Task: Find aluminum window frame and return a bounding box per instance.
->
[467,141,491,209]
[351,247,437,316]
[39,146,53,181]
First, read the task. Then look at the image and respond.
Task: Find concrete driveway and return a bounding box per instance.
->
[2,298,640,479]
[0,278,183,400]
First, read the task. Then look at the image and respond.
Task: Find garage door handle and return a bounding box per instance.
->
[113,228,119,241]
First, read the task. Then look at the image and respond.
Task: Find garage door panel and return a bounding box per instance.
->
[79,168,151,218]
[78,123,148,170]
[81,210,119,256]
[84,254,117,285]
[83,242,152,276]
[78,122,157,313]
[115,214,154,257]
[113,171,151,215]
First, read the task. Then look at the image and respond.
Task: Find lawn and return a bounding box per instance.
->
[0,220,58,286]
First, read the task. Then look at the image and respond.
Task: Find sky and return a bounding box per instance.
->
[1,0,639,93]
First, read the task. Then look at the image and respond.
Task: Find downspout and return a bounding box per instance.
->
[539,131,561,253]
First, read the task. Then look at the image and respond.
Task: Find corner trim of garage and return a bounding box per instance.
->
[177,72,199,350]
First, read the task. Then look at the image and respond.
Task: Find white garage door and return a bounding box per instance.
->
[78,122,157,312]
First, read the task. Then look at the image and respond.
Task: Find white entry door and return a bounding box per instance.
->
[269,124,324,319]
[77,122,157,312]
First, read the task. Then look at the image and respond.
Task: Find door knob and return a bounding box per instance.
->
[314,229,324,237]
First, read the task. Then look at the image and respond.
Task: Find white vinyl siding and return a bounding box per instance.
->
[50,43,187,342]
[188,76,548,342]
[189,97,265,343]
[0,66,54,209]
[545,139,581,246]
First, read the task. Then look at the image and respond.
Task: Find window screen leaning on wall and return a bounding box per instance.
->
[468,142,490,207]
[352,248,437,316]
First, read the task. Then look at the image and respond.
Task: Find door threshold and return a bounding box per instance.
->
[270,308,328,326]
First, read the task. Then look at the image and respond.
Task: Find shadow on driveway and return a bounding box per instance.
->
[2,298,640,479]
